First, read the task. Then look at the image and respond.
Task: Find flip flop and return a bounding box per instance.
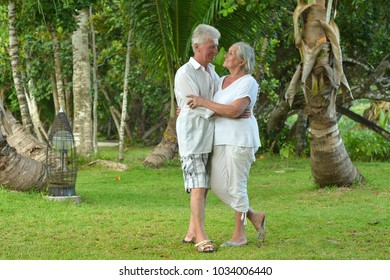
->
[220,241,247,247]
[182,239,194,244]
[258,212,266,242]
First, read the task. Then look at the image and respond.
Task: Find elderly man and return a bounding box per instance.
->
[174,24,220,253]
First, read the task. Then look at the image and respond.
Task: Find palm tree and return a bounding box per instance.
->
[132,0,270,168]
[286,0,363,187]
[118,30,133,161]
[72,9,93,157]
[90,6,99,153]
[47,23,67,114]
[8,1,34,134]
[0,101,47,191]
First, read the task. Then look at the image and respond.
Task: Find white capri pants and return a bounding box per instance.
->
[210,145,256,213]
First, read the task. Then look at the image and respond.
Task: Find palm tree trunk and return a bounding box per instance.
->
[72,9,93,156]
[8,1,34,134]
[309,99,361,187]
[64,77,73,121]
[1,104,47,164]
[48,23,66,112]
[143,114,178,168]
[288,0,363,187]
[0,138,47,191]
[118,30,132,161]
[24,80,48,143]
[50,73,60,114]
[24,52,49,143]
[0,103,47,191]
[90,6,99,153]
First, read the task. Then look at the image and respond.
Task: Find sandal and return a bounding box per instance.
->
[220,241,247,247]
[195,240,216,253]
[257,212,266,242]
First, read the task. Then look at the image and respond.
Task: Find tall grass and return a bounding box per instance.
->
[0,147,389,260]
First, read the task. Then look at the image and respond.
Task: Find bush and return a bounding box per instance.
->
[275,119,389,162]
[341,127,389,162]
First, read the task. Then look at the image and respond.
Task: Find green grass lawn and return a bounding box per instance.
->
[0,147,389,260]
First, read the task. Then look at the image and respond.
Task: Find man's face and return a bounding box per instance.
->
[195,38,219,66]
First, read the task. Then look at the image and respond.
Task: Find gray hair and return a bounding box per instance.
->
[234,42,255,74]
[191,24,221,53]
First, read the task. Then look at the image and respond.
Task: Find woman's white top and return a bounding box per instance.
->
[213,74,261,150]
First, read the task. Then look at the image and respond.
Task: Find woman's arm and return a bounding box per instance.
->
[175,71,215,119]
[187,95,250,118]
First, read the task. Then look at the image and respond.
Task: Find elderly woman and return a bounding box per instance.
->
[187,42,266,247]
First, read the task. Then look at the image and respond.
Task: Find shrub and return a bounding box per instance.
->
[341,127,389,162]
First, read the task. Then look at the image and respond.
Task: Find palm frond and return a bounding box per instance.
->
[171,0,222,67]
[132,0,273,80]
[213,4,272,49]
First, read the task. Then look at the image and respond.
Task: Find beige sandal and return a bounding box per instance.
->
[195,240,216,253]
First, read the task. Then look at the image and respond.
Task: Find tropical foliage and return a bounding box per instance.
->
[0,1,388,189]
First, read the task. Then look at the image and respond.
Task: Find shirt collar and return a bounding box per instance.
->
[189,57,215,72]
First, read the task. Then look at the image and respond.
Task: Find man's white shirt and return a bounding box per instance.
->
[175,57,218,156]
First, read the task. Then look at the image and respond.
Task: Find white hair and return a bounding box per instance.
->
[191,24,221,53]
[234,42,255,74]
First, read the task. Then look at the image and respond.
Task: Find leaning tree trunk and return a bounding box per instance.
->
[72,9,93,156]
[0,138,46,191]
[142,60,177,168]
[143,114,178,168]
[8,1,34,135]
[0,102,63,191]
[0,103,47,191]
[0,103,47,164]
[286,0,363,187]
[142,0,178,168]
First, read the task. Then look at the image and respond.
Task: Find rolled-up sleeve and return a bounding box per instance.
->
[175,65,215,120]
[174,58,218,156]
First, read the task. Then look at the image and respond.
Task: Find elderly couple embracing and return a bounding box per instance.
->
[175,24,266,253]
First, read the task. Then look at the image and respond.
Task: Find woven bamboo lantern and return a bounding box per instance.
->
[46,110,80,202]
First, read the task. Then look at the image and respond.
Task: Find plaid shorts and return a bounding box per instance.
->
[180,154,210,192]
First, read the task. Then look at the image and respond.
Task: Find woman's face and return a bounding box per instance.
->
[223,45,244,71]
